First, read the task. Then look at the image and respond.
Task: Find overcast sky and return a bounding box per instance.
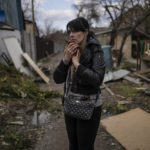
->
[23,0,108,31]
[34,0,76,31]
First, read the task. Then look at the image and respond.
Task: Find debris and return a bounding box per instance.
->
[22,53,50,84]
[145,50,150,56]
[101,108,150,150]
[3,36,32,76]
[137,68,150,74]
[41,66,50,75]
[103,83,125,99]
[144,88,150,96]
[0,52,11,65]
[15,116,23,120]
[123,76,141,85]
[111,142,116,146]
[104,69,130,83]
[9,121,24,126]
[115,94,125,99]
[136,87,146,90]
[103,72,114,83]
[103,83,115,96]
[117,100,132,105]
[134,73,150,82]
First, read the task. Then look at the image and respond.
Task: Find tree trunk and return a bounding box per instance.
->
[117,33,129,66]
[117,8,150,66]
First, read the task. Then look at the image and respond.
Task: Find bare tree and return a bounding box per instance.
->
[21,0,32,20]
[117,8,150,65]
[73,0,101,26]
[21,0,39,22]
[100,0,150,65]
[143,0,150,34]
[39,19,56,37]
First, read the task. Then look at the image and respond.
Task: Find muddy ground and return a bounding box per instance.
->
[33,51,150,150]
[0,50,150,150]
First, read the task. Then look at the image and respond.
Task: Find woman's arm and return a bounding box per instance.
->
[53,42,78,84]
[76,50,105,87]
[53,60,70,83]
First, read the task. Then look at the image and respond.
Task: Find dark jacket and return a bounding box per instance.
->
[53,37,105,95]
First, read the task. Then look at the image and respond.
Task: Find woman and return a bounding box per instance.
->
[53,17,105,150]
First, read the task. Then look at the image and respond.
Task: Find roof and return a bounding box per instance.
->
[95,26,150,39]
[0,22,15,30]
[25,20,33,24]
[91,27,110,33]
[95,27,113,35]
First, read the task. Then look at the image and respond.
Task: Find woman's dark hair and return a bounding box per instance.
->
[66,17,89,33]
[66,17,95,39]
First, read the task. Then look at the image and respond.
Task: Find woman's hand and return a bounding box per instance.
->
[72,50,80,68]
[64,42,79,62]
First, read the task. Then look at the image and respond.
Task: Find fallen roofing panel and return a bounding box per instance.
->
[3,36,32,76]
[101,108,150,150]
[103,69,130,83]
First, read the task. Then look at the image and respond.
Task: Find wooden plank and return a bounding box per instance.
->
[117,100,131,105]
[124,76,141,85]
[136,69,150,75]
[136,87,147,90]
[103,83,115,96]
[134,73,150,82]
[103,84,125,98]
[22,53,49,84]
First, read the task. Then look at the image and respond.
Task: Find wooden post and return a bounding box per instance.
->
[32,0,35,37]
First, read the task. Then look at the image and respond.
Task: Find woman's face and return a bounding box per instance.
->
[69,29,88,45]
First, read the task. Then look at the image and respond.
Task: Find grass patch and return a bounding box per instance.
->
[121,61,136,70]
[102,102,129,115]
[118,84,140,97]
[0,63,61,101]
[112,82,140,98]
[3,130,33,150]
[0,63,62,149]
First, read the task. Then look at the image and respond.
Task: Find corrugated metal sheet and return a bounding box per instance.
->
[0,0,23,30]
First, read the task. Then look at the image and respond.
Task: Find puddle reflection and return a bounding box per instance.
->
[32,110,51,126]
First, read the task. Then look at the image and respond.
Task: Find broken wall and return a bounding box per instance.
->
[114,32,132,58]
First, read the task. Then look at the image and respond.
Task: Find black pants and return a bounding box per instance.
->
[64,106,102,150]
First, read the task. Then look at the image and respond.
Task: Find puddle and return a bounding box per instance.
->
[101,112,112,119]
[32,110,51,126]
[51,98,57,101]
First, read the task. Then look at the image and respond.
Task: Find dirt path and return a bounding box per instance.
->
[34,51,125,150]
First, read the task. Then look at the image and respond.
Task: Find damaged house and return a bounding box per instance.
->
[96,5,150,69]
[0,0,50,83]
[0,0,37,64]
[0,0,24,65]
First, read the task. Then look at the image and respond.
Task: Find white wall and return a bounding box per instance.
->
[22,31,37,62]
[0,29,21,64]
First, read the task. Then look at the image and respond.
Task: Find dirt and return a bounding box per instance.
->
[34,50,150,150]
[33,51,128,150]
[1,50,150,150]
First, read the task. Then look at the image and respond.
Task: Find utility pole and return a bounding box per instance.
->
[31,0,37,62]
[32,0,35,37]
